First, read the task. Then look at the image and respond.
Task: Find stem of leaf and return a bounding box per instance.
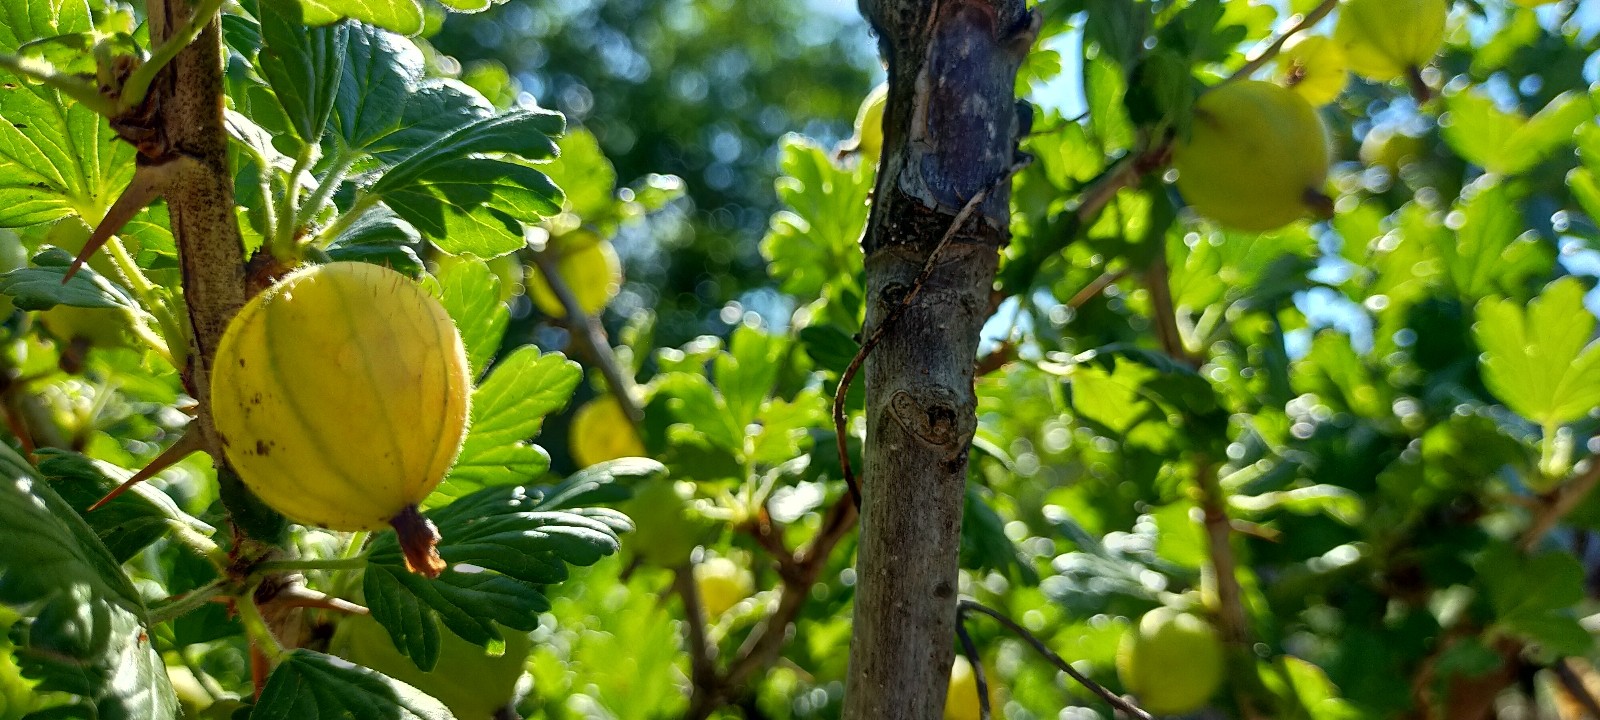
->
[0,54,118,116]
[107,306,171,366]
[117,0,227,114]
[237,582,286,662]
[330,530,372,596]
[313,192,381,248]
[294,149,358,237]
[148,578,228,625]
[272,147,316,261]
[167,519,228,570]
[101,236,157,297]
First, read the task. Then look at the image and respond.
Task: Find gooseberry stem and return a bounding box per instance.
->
[294,148,358,234]
[167,519,228,570]
[148,579,229,625]
[272,147,316,260]
[237,582,286,662]
[313,192,381,248]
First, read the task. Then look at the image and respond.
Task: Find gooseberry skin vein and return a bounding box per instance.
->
[211,262,472,532]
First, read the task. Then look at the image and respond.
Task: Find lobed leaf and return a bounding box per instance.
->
[365,461,655,670]
[0,443,177,719]
[254,649,452,719]
[432,348,580,503]
[1475,276,1600,429]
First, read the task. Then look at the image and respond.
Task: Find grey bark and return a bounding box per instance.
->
[146,0,246,437]
[143,0,277,540]
[843,1,1033,718]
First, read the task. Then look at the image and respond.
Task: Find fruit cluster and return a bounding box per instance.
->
[1174,0,1451,232]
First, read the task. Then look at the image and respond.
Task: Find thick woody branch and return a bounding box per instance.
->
[844,1,1033,717]
[144,0,274,542]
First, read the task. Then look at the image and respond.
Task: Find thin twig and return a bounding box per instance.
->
[955,616,992,720]
[1145,253,1197,368]
[685,498,858,720]
[675,565,720,699]
[743,512,803,584]
[1520,461,1600,552]
[530,248,644,425]
[1146,258,1261,718]
[958,600,1153,720]
[1225,0,1341,83]
[1067,269,1128,310]
[832,158,1032,509]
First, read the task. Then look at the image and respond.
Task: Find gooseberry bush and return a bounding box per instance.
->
[1,0,1599,718]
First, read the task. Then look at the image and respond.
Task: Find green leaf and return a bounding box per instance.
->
[758,137,870,302]
[370,81,495,161]
[370,110,564,196]
[436,0,498,11]
[713,325,787,428]
[1474,276,1600,428]
[798,324,857,374]
[541,128,617,222]
[254,649,452,719]
[1151,502,1206,569]
[433,348,580,503]
[432,258,509,379]
[1572,167,1600,226]
[334,23,425,150]
[0,444,177,719]
[961,484,1039,585]
[0,0,134,228]
[36,450,214,564]
[257,1,345,146]
[0,0,91,51]
[384,158,563,256]
[1477,544,1589,655]
[1083,53,1133,152]
[296,0,424,36]
[329,203,420,247]
[749,388,828,467]
[366,464,651,669]
[325,242,424,277]
[0,247,138,310]
[1231,485,1366,525]
[655,372,743,455]
[1438,180,1552,302]
[1441,89,1591,176]
[1069,358,1154,435]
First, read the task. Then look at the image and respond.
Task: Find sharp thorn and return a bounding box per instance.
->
[88,429,204,511]
[63,163,171,284]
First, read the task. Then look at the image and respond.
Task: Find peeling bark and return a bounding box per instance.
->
[843,1,1032,717]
